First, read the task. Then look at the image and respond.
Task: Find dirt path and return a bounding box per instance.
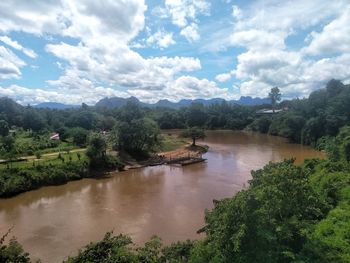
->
[25,148,86,160]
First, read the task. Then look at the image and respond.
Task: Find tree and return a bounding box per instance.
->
[0,120,9,137]
[186,103,208,127]
[181,127,205,146]
[202,160,328,263]
[22,108,46,132]
[0,229,30,263]
[1,135,15,153]
[64,232,136,263]
[116,118,160,157]
[115,103,160,157]
[269,87,282,113]
[69,128,89,147]
[86,135,107,163]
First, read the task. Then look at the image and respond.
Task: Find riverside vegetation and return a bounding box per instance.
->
[0,79,350,262]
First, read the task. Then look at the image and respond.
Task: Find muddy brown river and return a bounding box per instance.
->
[0,131,324,262]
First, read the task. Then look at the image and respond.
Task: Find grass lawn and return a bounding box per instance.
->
[158,133,189,152]
[0,150,87,170]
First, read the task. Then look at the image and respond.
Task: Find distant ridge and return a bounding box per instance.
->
[95,96,270,109]
[34,102,80,109]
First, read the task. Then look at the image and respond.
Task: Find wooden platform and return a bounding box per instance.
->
[166,157,206,166]
[179,158,206,166]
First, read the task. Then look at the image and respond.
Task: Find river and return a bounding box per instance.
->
[0,131,324,262]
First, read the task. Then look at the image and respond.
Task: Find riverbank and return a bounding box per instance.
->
[122,133,209,170]
[0,132,208,197]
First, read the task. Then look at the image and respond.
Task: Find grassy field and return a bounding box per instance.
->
[5,130,77,157]
[158,133,189,152]
[0,149,87,170]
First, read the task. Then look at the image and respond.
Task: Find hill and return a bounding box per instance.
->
[95,96,270,109]
[34,102,80,109]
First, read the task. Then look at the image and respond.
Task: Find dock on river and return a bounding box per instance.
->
[163,152,206,166]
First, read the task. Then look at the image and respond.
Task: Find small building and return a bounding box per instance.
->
[50,133,60,140]
[256,109,284,115]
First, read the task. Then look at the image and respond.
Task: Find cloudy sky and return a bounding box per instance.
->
[0,0,350,105]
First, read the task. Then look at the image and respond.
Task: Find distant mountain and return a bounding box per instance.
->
[34,102,80,109]
[95,96,148,109]
[236,96,270,105]
[95,96,270,109]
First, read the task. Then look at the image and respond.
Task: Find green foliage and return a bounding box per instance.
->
[302,203,350,263]
[186,103,208,128]
[0,229,30,263]
[161,240,194,263]
[65,232,194,263]
[69,127,89,146]
[115,103,160,157]
[269,87,281,112]
[1,135,15,152]
[65,232,136,263]
[22,107,46,132]
[0,161,89,197]
[0,238,30,263]
[249,116,272,133]
[35,151,41,159]
[156,110,186,129]
[181,127,205,146]
[302,117,324,146]
[201,160,331,263]
[0,119,9,137]
[66,110,97,130]
[86,134,123,170]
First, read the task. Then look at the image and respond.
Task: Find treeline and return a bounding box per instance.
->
[1,80,349,149]
[2,126,349,262]
[250,79,350,145]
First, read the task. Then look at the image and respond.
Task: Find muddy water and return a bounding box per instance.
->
[0,131,324,262]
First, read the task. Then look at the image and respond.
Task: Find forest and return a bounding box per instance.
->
[1,79,350,262]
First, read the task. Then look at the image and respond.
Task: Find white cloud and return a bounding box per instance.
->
[158,0,209,43]
[0,45,25,80]
[230,29,286,51]
[304,6,350,55]
[167,76,228,101]
[0,0,227,104]
[180,23,200,42]
[232,5,242,20]
[0,73,233,105]
[213,0,350,99]
[164,0,210,28]
[146,29,176,48]
[0,0,147,42]
[215,73,232,83]
[2,0,350,104]
[0,35,37,58]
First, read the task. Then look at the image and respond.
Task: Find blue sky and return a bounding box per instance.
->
[0,0,350,105]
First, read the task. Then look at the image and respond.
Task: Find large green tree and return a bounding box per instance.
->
[86,134,107,167]
[269,87,282,113]
[181,127,205,146]
[115,102,160,157]
[0,120,9,137]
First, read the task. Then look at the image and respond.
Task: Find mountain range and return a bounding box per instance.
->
[34,96,270,109]
[34,102,81,109]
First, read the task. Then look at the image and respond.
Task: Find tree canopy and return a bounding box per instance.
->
[181,127,206,146]
[269,87,282,112]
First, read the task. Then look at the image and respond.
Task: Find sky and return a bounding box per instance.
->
[0,0,350,105]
